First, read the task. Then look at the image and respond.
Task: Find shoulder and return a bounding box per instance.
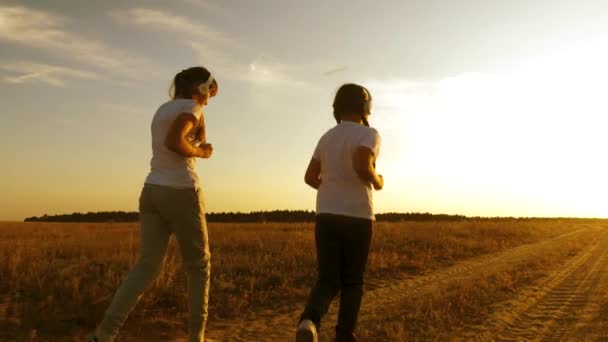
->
[357,126,381,151]
[361,126,380,142]
[357,124,378,135]
[314,126,336,152]
[176,99,201,115]
[318,125,339,143]
[348,124,379,139]
[323,125,339,136]
[159,99,201,119]
[364,126,379,136]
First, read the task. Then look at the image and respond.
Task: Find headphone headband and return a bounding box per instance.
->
[197,74,214,95]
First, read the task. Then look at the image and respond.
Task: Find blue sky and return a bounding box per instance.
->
[1,0,608,220]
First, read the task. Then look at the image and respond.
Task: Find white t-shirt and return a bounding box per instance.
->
[312,121,381,220]
[145,99,203,188]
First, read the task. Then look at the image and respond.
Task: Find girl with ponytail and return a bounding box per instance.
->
[297,83,383,342]
[90,67,218,342]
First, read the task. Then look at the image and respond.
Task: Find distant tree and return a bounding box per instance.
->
[26,210,588,224]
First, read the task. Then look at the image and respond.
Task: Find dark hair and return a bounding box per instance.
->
[332,83,372,126]
[169,66,212,99]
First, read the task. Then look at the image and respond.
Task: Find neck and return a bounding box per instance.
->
[340,113,363,124]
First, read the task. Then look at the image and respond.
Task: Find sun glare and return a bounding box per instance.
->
[372,36,608,217]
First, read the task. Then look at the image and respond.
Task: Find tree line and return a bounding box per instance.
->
[24,210,470,223]
[25,210,602,223]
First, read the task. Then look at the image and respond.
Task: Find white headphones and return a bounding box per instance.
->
[197,74,215,95]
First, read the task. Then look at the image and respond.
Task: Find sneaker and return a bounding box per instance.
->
[296,319,318,342]
[86,336,99,342]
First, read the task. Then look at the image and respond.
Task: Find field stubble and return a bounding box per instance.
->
[0,219,603,341]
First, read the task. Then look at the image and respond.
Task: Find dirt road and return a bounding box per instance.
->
[456,226,608,342]
[181,225,605,341]
[121,225,608,341]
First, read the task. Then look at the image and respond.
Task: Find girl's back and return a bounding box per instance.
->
[314,121,381,220]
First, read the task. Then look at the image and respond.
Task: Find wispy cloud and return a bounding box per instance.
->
[323,66,348,76]
[180,0,238,21]
[181,0,226,13]
[0,61,101,87]
[243,55,312,87]
[111,8,231,45]
[112,7,316,88]
[0,6,149,79]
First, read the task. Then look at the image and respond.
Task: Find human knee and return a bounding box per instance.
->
[341,273,364,288]
[319,274,341,292]
[184,251,211,274]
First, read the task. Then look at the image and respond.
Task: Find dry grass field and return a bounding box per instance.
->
[1,220,607,341]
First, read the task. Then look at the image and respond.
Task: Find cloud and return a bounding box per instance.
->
[0,6,149,78]
[111,8,231,45]
[111,7,254,82]
[181,0,226,13]
[243,55,313,87]
[323,66,348,76]
[179,0,238,21]
[0,61,101,87]
[189,42,308,87]
[367,51,608,202]
[112,7,316,88]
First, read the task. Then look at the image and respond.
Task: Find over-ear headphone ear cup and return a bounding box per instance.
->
[198,84,209,95]
[197,75,214,95]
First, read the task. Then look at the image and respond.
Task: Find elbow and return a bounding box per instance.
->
[304,174,315,187]
[304,159,321,189]
[304,173,320,189]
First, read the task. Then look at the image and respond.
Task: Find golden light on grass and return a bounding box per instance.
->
[1,220,605,340]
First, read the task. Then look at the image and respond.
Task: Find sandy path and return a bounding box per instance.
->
[456,227,608,342]
[194,226,602,342]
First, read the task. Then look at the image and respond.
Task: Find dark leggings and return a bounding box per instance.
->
[301,214,373,342]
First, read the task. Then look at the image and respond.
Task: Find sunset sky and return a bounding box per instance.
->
[1,0,608,221]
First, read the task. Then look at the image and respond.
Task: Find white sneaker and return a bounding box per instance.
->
[296,319,318,342]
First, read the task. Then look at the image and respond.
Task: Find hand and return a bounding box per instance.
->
[373,174,384,190]
[200,143,213,158]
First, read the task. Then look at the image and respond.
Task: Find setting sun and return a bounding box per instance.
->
[369,35,608,218]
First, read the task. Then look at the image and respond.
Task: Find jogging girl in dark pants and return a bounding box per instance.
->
[297,84,383,342]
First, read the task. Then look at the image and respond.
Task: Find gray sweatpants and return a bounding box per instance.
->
[97,183,211,342]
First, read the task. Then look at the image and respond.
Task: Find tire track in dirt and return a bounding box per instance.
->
[457,228,608,342]
[200,226,601,341]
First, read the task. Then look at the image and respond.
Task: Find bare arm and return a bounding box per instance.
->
[304,158,322,189]
[352,146,383,190]
[195,112,206,144]
[165,113,213,158]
